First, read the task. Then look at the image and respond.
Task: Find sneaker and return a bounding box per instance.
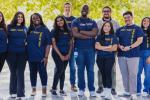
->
[59,90,67,96]
[119,92,131,97]
[71,85,78,92]
[96,87,103,94]
[111,88,117,95]
[90,91,97,97]
[142,92,149,97]
[136,92,141,96]
[10,94,17,98]
[131,94,137,100]
[78,90,84,97]
[30,91,36,96]
[16,97,27,100]
[104,88,112,100]
[100,88,106,97]
[42,87,47,97]
[50,89,57,96]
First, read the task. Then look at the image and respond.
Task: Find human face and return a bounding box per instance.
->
[32,14,41,26]
[56,17,64,27]
[81,5,89,17]
[102,8,111,19]
[103,23,111,34]
[17,13,24,25]
[64,4,71,14]
[142,18,150,28]
[0,13,3,23]
[123,14,133,25]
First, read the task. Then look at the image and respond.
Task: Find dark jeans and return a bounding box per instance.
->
[0,52,6,73]
[7,52,26,97]
[52,50,68,90]
[69,49,76,85]
[96,57,115,88]
[76,48,95,91]
[29,62,47,88]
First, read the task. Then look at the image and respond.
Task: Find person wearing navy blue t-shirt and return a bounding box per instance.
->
[95,21,118,99]
[6,12,27,99]
[63,2,77,92]
[137,17,150,96]
[116,11,144,99]
[50,15,72,96]
[27,13,51,97]
[72,5,98,97]
[0,12,7,73]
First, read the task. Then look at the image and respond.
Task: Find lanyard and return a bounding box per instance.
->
[38,32,42,47]
[131,29,135,44]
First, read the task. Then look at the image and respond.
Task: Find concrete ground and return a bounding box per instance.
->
[0,55,149,100]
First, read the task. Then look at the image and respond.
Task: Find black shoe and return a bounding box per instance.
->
[59,90,67,96]
[111,89,117,95]
[50,89,57,96]
[96,87,103,94]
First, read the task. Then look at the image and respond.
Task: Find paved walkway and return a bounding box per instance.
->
[0,56,149,100]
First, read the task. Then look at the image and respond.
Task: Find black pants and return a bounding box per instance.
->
[7,52,26,97]
[96,57,115,88]
[52,50,68,90]
[0,52,6,73]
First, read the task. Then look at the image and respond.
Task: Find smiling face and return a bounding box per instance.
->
[56,17,64,27]
[17,13,24,25]
[103,22,111,33]
[142,18,150,28]
[81,5,89,17]
[64,4,71,14]
[123,14,133,25]
[102,7,111,19]
[32,14,41,26]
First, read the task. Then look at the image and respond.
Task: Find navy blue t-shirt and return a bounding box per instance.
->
[64,16,76,29]
[51,29,71,54]
[71,17,98,49]
[27,26,51,62]
[0,28,7,53]
[116,24,144,57]
[7,25,27,53]
[140,29,150,51]
[96,34,118,58]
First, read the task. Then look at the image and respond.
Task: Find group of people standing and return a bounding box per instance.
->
[0,2,150,100]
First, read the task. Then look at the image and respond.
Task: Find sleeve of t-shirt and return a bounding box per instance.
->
[71,19,78,29]
[112,35,118,45]
[115,28,120,37]
[92,20,98,29]
[135,26,144,38]
[96,35,101,42]
[44,28,51,45]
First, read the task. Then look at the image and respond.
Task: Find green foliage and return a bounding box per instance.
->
[0,0,150,26]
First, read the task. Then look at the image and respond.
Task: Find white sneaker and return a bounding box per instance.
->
[142,92,149,97]
[100,88,106,97]
[136,93,141,96]
[131,94,137,100]
[104,88,112,100]
[90,91,97,97]
[78,90,84,97]
[121,92,131,96]
[16,97,28,100]
[10,94,17,98]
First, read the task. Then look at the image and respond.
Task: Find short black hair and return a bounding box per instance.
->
[102,6,112,12]
[123,11,133,16]
[64,2,72,6]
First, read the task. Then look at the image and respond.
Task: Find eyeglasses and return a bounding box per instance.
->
[103,10,111,13]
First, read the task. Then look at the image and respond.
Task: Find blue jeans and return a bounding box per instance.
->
[76,48,95,91]
[69,49,76,86]
[29,62,47,88]
[7,52,26,97]
[137,50,150,93]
